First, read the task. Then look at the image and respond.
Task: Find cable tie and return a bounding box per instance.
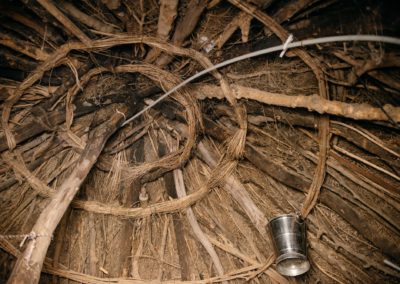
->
[280,34,294,58]
[19,231,37,247]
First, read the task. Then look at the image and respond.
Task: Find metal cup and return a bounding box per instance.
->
[268,214,310,276]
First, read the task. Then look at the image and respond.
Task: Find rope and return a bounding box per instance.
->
[121,34,400,126]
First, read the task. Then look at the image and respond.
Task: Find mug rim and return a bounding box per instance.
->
[268,213,301,224]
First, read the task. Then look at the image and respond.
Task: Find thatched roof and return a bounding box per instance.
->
[0,0,399,283]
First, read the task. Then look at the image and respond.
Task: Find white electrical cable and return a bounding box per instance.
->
[122,34,400,126]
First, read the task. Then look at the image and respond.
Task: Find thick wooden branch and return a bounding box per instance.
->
[6,107,127,284]
[215,11,252,49]
[0,99,103,152]
[145,0,178,62]
[101,0,121,10]
[155,0,207,66]
[194,84,400,122]
[37,0,92,46]
[0,32,50,61]
[59,1,117,34]
[333,50,400,87]
[216,0,276,49]
[0,48,38,71]
[0,86,157,152]
[0,3,63,44]
[264,0,314,36]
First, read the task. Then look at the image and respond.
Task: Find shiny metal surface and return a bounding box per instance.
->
[268,214,310,276]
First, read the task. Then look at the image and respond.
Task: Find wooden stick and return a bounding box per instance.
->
[173,168,227,280]
[194,84,400,122]
[0,86,158,152]
[118,141,143,276]
[197,141,268,238]
[333,145,400,182]
[0,32,50,61]
[59,1,116,34]
[264,0,314,36]
[159,142,193,280]
[144,0,178,62]
[157,217,170,281]
[6,107,127,284]
[166,135,226,280]
[2,237,271,283]
[215,11,252,49]
[3,8,63,44]
[0,48,38,71]
[37,0,92,47]
[155,0,207,66]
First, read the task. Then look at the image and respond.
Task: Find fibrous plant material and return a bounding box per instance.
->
[173,168,226,280]
[0,0,399,283]
[7,107,129,283]
[229,0,332,220]
[202,117,400,261]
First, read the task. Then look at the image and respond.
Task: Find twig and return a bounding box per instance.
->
[173,168,226,280]
[331,121,400,160]
[215,11,253,49]
[333,145,400,182]
[157,217,170,281]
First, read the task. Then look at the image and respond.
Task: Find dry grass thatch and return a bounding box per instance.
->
[0,0,399,283]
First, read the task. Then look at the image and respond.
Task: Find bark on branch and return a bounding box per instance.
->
[0,32,50,61]
[194,84,400,122]
[6,107,128,284]
[37,0,92,46]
